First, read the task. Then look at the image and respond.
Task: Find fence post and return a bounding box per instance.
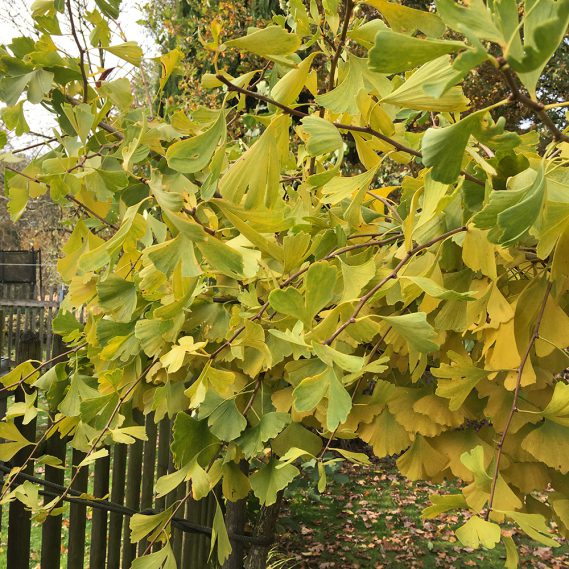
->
[121,409,144,569]
[90,451,111,569]
[7,331,41,569]
[67,449,89,569]
[223,462,249,569]
[107,444,127,569]
[40,423,66,569]
[41,335,68,569]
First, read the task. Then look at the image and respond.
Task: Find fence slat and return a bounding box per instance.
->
[121,410,144,569]
[7,333,41,569]
[67,449,89,569]
[41,428,67,569]
[90,451,111,569]
[139,414,157,555]
[107,443,127,569]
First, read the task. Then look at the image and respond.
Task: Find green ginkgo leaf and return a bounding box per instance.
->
[381,313,439,353]
[250,457,299,506]
[369,31,466,74]
[166,111,225,173]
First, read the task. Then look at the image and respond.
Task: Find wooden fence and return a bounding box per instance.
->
[0,293,260,568]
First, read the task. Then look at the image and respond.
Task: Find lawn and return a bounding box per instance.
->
[276,459,569,569]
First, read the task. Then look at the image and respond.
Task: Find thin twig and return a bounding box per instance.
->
[328,0,354,92]
[324,226,467,345]
[66,0,89,102]
[485,280,553,519]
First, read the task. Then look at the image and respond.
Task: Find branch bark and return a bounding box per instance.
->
[485,280,553,519]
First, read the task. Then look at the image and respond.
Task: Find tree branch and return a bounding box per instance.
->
[500,64,569,143]
[4,165,118,230]
[485,280,552,519]
[215,75,485,187]
[323,226,467,345]
[208,233,403,360]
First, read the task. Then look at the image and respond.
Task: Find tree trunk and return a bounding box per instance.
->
[244,492,284,569]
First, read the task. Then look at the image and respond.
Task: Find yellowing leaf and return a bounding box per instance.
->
[166,111,225,173]
[455,516,501,549]
[104,42,143,66]
[381,313,439,353]
[462,227,497,279]
[365,0,445,37]
[522,419,569,474]
[225,26,300,56]
[504,511,560,547]
[432,352,488,410]
[369,32,465,74]
[396,435,448,480]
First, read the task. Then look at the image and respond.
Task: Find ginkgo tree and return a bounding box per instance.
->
[2,0,569,567]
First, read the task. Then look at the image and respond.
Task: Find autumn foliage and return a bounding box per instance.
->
[1,0,569,566]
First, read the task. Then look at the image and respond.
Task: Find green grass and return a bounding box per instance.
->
[276,460,569,568]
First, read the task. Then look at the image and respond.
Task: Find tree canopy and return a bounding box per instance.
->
[1,0,569,566]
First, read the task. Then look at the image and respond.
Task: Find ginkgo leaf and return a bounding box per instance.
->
[381,313,439,353]
[369,32,465,74]
[301,116,343,156]
[364,0,445,37]
[522,420,569,474]
[205,398,247,442]
[541,383,569,426]
[103,42,143,65]
[504,511,560,547]
[210,500,232,564]
[171,413,220,468]
[272,52,318,105]
[422,493,467,518]
[435,0,504,44]
[473,166,545,246]
[131,544,177,569]
[432,352,488,411]
[396,435,448,480]
[250,457,299,506]
[225,26,300,56]
[130,508,172,543]
[455,516,501,549]
[462,227,497,279]
[0,422,33,461]
[158,48,184,92]
[237,412,290,458]
[166,111,225,173]
[269,287,308,325]
[422,110,484,183]
[222,462,251,501]
[359,408,411,458]
[293,367,352,431]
